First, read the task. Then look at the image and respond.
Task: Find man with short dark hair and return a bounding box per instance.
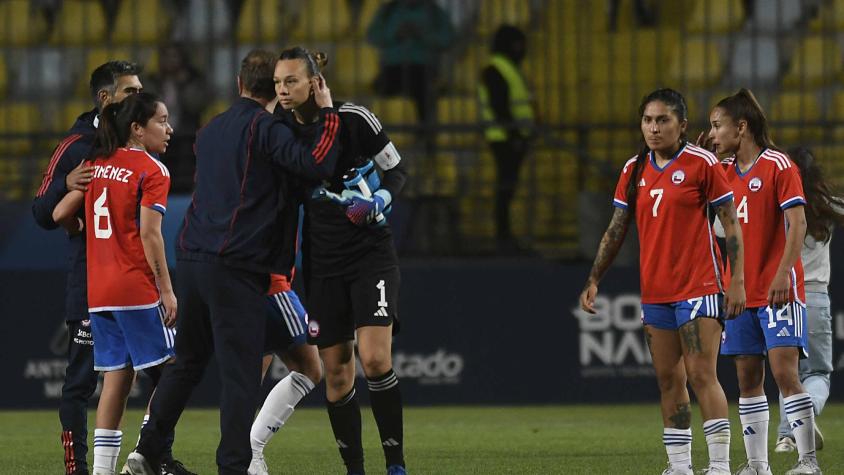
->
[126,50,342,475]
[33,60,141,475]
[34,60,196,475]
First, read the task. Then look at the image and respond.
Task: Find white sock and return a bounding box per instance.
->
[250,371,315,458]
[93,428,122,475]
[703,418,730,471]
[784,393,816,460]
[663,428,692,472]
[738,396,769,466]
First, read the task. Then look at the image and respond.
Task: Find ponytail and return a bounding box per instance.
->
[93,92,161,159]
[716,88,777,151]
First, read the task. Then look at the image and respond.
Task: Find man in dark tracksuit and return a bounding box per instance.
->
[32,61,143,475]
[127,50,341,475]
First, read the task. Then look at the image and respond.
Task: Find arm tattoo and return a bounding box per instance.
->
[679,319,703,354]
[154,260,162,279]
[669,403,692,429]
[586,207,630,286]
[716,203,741,272]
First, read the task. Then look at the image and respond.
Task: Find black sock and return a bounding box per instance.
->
[327,388,364,474]
[367,369,404,468]
[144,365,175,463]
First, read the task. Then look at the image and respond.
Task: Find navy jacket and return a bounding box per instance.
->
[177,97,341,274]
[32,109,98,322]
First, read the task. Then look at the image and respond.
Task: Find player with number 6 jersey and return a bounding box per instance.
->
[707,89,820,475]
[52,92,180,475]
[581,89,745,475]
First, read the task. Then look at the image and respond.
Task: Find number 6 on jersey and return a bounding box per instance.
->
[94,187,112,239]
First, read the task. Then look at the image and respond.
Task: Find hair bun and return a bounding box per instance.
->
[313,51,328,69]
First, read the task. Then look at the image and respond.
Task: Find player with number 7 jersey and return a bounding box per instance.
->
[612,142,733,304]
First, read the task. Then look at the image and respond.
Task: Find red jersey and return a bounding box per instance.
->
[722,148,806,307]
[85,147,171,312]
[613,143,733,303]
[268,273,292,295]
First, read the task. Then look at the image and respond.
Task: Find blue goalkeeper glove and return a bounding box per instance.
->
[344,189,391,226]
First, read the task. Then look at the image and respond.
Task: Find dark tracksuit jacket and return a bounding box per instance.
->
[31,109,98,475]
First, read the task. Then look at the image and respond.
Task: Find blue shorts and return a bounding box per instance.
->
[642,293,723,330]
[264,290,308,354]
[90,306,175,371]
[721,302,808,356]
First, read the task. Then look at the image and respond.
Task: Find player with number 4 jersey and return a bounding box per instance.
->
[706,89,819,475]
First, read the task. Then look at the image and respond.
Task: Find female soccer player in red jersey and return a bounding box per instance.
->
[580,88,746,475]
[53,92,177,475]
[707,89,821,475]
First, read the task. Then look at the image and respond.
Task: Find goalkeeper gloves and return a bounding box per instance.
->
[344,189,391,226]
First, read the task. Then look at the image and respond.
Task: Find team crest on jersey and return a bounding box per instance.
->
[671,170,685,185]
[748,177,763,192]
[308,319,320,338]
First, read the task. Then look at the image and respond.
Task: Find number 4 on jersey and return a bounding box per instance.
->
[736,196,748,223]
[94,187,112,239]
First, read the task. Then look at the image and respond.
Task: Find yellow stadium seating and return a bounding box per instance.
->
[200,100,231,127]
[0,103,39,153]
[0,0,47,46]
[112,0,170,44]
[769,92,823,143]
[476,0,532,36]
[450,44,487,95]
[60,100,97,132]
[436,96,479,148]
[807,146,844,188]
[50,0,108,46]
[354,0,382,37]
[782,35,843,88]
[668,38,723,89]
[237,0,283,43]
[0,156,25,201]
[415,152,459,197]
[809,0,844,32]
[331,43,378,97]
[289,0,351,41]
[369,97,417,148]
[687,0,745,33]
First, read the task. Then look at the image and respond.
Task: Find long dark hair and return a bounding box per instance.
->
[788,147,844,243]
[94,92,161,159]
[715,88,778,151]
[625,88,688,220]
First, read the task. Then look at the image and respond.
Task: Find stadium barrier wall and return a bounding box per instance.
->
[1,200,842,408]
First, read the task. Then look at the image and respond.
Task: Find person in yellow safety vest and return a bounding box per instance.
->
[478,24,535,252]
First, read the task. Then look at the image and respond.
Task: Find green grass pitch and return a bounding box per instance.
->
[1,404,841,474]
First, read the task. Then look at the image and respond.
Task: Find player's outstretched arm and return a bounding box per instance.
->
[52,189,85,235]
[769,205,807,307]
[580,207,630,314]
[139,207,177,326]
[716,199,746,318]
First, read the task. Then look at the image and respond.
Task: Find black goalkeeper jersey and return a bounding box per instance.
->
[275,101,407,277]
